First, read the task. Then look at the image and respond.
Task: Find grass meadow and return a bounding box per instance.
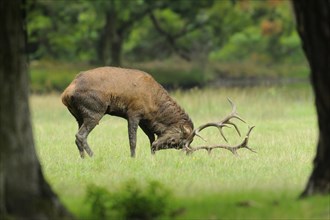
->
[31,84,329,219]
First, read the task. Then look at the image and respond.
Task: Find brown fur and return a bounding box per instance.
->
[61,67,194,158]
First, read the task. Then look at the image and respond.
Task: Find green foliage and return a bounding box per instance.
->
[27,0,306,69]
[28,59,207,92]
[29,58,309,93]
[208,1,305,64]
[130,58,206,89]
[27,0,309,92]
[86,180,175,220]
[27,0,100,61]
[209,26,265,62]
[29,60,93,93]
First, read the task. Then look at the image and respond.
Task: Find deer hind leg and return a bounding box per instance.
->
[70,94,106,158]
[74,108,104,158]
[75,117,101,158]
[67,106,85,156]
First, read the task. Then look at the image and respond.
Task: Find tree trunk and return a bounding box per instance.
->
[110,36,123,67]
[292,0,330,197]
[0,0,72,219]
[97,6,123,67]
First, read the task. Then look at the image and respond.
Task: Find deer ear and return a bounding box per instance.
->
[181,124,192,136]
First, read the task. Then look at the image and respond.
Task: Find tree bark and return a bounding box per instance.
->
[97,4,123,67]
[110,35,123,67]
[96,0,158,67]
[292,0,330,197]
[0,0,72,219]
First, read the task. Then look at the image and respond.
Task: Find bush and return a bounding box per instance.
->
[29,60,93,93]
[86,180,177,220]
[129,58,207,90]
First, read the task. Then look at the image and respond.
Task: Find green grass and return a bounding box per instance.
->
[31,84,329,219]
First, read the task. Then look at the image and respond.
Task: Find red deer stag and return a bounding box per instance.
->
[61,67,255,158]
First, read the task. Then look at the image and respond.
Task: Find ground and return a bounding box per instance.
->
[31,84,329,219]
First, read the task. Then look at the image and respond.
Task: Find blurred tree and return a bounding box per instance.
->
[26,0,306,74]
[148,0,214,61]
[94,0,162,66]
[208,0,304,64]
[95,0,214,66]
[0,0,71,218]
[293,0,330,197]
[27,0,98,61]
[26,0,215,65]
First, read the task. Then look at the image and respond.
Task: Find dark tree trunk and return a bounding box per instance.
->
[110,36,123,67]
[0,0,72,219]
[97,7,123,67]
[293,0,330,197]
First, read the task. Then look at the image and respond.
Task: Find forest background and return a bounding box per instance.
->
[27,0,308,92]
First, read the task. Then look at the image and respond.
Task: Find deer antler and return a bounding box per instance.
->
[184,98,255,155]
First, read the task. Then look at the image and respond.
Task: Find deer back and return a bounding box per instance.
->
[61,67,193,136]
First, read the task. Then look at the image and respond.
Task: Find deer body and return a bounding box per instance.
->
[61,67,194,158]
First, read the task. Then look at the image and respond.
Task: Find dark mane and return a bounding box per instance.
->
[155,87,194,129]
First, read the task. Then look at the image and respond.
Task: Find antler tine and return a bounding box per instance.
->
[226,98,246,124]
[188,99,246,143]
[217,126,229,142]
[235,126,256,154]
[226,122,241,137]
[185,126,256,155]
[195,133,207,142]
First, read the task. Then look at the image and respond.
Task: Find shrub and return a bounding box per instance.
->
[86,180,177,220]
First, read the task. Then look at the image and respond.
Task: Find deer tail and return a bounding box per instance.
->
[61,84,75,107]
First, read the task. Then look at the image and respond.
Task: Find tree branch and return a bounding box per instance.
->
[149,12,191,61]
[119,2,168,34]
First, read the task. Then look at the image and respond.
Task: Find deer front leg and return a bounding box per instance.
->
[128,118,140,157]
[139,123,155,155]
